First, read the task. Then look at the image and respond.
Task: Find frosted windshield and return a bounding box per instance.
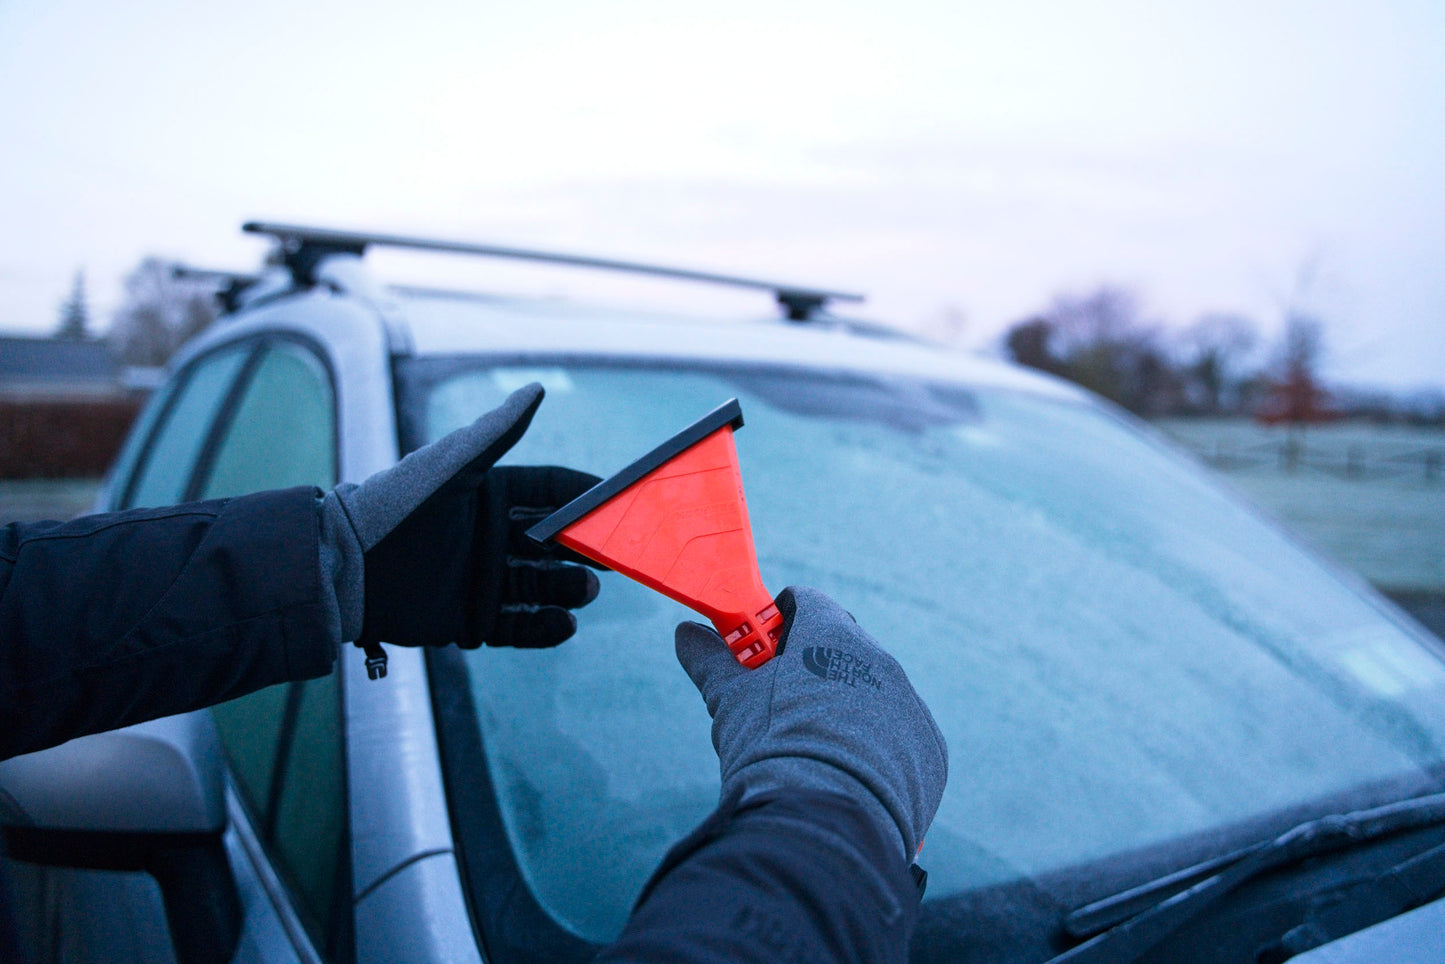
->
[418,362,1445,943]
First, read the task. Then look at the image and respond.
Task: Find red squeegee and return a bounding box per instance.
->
[526,399,783,668]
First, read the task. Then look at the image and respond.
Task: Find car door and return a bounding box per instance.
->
[4,334,350,964]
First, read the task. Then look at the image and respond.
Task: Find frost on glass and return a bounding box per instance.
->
[201,345,335,498]
[423,364,1445,943]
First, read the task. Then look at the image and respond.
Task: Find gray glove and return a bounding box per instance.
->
[675,586,948,860]
[319,383,602,677]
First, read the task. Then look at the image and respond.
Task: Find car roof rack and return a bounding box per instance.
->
[172,264,263,314]
[242,221,864,322]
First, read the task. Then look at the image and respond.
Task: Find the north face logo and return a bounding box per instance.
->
[801,647,882,689]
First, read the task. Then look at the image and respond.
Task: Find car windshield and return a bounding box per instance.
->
[402,357,1445,950]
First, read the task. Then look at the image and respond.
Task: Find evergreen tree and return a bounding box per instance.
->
[55,269,91,340]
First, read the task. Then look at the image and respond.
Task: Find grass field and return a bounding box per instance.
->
[0,478,103,525]
[1153,418,1445,595]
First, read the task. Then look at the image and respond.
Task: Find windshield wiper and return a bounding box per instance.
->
[1047,791,1445,964]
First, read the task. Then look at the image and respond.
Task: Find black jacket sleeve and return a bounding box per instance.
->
[0,487,336,760]
[598,786,924,964]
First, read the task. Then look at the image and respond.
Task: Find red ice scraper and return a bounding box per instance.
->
[526,399,783,668]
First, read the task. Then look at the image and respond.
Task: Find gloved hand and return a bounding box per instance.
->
[319,383,602,674]
[675,586,948,861]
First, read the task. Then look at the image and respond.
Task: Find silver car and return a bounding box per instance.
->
[4,223,1445,964]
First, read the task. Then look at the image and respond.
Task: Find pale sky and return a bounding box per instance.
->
[1,0,1442,389]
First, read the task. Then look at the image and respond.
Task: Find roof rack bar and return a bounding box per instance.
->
[172,264,263,313]
[172,265,260,286]
[242,221,863,321]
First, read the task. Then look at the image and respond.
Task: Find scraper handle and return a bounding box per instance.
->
[713,598,786,668]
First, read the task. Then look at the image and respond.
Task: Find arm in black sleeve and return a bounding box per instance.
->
[0,486,336,760]
[598,786,924,964]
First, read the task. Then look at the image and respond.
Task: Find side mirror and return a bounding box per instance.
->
[0,712,241,964]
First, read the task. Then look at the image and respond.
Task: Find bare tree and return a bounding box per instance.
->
[1179,313,1258,414]
[108,258,218,367]
[1256,313,1333,427]
[1051,288,1148,407]
[1277,314,1324,382]
[1004,286,1180,415]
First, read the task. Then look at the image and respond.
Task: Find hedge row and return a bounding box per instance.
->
[0,398,143,479]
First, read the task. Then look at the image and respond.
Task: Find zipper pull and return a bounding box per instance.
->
[362,641,388,680]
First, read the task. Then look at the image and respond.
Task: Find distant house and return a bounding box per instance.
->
[0,335,148,478]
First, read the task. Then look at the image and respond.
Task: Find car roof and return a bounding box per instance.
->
[391,289,1088,403]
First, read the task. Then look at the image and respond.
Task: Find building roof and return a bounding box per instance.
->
[0,335,125,399]
[0,335,120,383]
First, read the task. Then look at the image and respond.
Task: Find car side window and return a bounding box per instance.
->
[121,344,252,509]
[212,673,349,958]
[197,341,336,499]
[272,672,347,948]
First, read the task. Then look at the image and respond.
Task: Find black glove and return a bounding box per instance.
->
[470,465,604,648]
[319,384,602,675]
